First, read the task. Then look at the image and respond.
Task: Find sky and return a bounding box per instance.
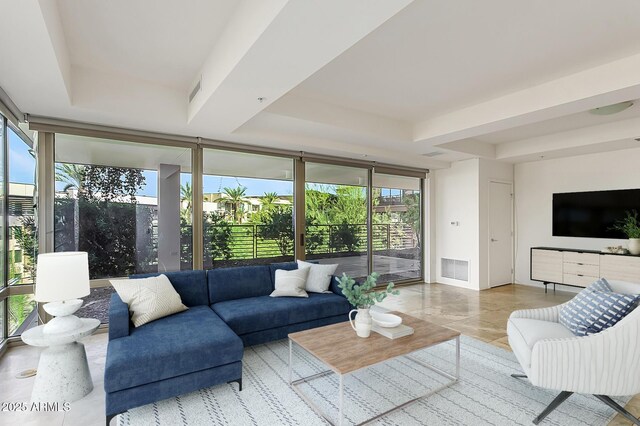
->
[8,128,36,184]
[2,124,294,196]
[8,128,396,198]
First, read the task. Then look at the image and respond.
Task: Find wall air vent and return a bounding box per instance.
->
[422,151,444,157]
[441,258,469,281]
[188,78,202,103]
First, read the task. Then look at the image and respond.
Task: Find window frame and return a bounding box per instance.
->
[29,124,427,333]
[0,116,39,346]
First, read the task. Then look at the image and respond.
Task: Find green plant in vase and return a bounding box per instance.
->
[337,272,399,338]
[611,210,640,255]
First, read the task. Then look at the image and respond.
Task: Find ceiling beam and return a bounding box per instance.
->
[188,0,415,133]
[413,53,640,146]
[434,139,496,159]
[236,114,448,169]
[265,93,412,142]
[496,116,640,162]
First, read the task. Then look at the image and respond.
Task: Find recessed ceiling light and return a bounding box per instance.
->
[589,101,634,115]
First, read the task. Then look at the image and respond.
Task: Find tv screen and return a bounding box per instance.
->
[553,189,640,238]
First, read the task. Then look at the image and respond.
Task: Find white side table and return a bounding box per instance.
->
[21,318,100,403]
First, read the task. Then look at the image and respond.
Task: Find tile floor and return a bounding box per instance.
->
[0,283,637,425]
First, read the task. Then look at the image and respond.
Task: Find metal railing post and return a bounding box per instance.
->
[253,224,258,259]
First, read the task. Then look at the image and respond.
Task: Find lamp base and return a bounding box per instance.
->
[42,300,84,335]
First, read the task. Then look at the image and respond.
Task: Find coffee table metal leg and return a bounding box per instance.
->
[338,374,344,426]
[290,338,460,426]
[456,335,460,379]
[288,339,292,384]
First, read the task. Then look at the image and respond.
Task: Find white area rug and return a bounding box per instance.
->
[118,336,629,425]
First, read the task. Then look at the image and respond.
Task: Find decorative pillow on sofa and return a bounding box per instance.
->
[559,278,640,336]
[110,274,188,327]
[270,268,310,298]
[296,260,338,293]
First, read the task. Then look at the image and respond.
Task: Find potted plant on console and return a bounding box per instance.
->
[612,210,640,255]
[338,272,398,338]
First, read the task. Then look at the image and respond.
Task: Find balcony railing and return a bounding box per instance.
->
[203,222,419,261]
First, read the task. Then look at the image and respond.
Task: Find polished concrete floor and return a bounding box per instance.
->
[0,283,637,426]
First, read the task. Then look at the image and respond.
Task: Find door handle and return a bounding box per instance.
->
[491,238,498,242]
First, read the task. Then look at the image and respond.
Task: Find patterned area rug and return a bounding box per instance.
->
[118,336,629,425]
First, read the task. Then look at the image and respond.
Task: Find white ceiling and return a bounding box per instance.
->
[292,0,640,121]
[57,0,238,91]
[3,0,640,169]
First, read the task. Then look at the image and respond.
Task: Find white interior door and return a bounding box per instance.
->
[489,181,513,287]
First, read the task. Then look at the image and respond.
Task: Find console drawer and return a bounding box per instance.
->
[562,262,599,277]
[562,251,599,266]
[563,273,597,288]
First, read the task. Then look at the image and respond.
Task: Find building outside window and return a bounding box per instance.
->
[54,134,193,323]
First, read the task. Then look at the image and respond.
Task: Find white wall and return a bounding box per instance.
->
[434,158,514,290]
[514,146,640,286]
[425,174,437,283]
[435,159,480,289]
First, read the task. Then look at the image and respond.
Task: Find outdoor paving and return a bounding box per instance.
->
[317,254,420,281]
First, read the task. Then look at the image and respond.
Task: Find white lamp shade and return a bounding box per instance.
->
[35,252,90,302]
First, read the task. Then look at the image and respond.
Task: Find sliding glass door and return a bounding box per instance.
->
[202,149,294,268]
[43,130,425,301]
[372,173,422,283]
[305,162,370,281]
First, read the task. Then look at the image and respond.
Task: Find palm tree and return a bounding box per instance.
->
[260,192,279,211]
[55,164,85,192]
[180,182,193,210]
[215,186,248,223]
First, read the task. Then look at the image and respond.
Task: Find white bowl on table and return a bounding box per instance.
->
[371,311,402,328]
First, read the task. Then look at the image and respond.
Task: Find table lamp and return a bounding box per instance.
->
[35,251,90,334]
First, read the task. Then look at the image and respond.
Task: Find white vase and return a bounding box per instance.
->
[629,238,640,255]
[348,308,372,338]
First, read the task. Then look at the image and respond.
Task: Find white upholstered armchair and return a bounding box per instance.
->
[507,280,640,425]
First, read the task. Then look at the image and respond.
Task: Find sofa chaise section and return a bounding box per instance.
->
[104,270,243,425]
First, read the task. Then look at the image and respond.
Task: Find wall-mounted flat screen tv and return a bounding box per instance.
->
[553,189,640,238]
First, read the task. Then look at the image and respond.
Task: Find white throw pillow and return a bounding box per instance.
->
[297,260,338,293]
[270,268,310,298]
[110,274,188,327]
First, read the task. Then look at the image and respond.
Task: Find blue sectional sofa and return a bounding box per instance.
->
[104,262,350,425]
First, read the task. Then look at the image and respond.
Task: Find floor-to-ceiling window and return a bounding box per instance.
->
[305,162,370,281]
[372,173,422,283]
[0,116,38,341]
[54,134,192,323]
[35,126,425,322]
[0,115,5,345]
[7,126,37,336]
[202,149,294,268]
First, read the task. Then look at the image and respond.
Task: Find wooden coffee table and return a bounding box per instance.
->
[288,312,460,425]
